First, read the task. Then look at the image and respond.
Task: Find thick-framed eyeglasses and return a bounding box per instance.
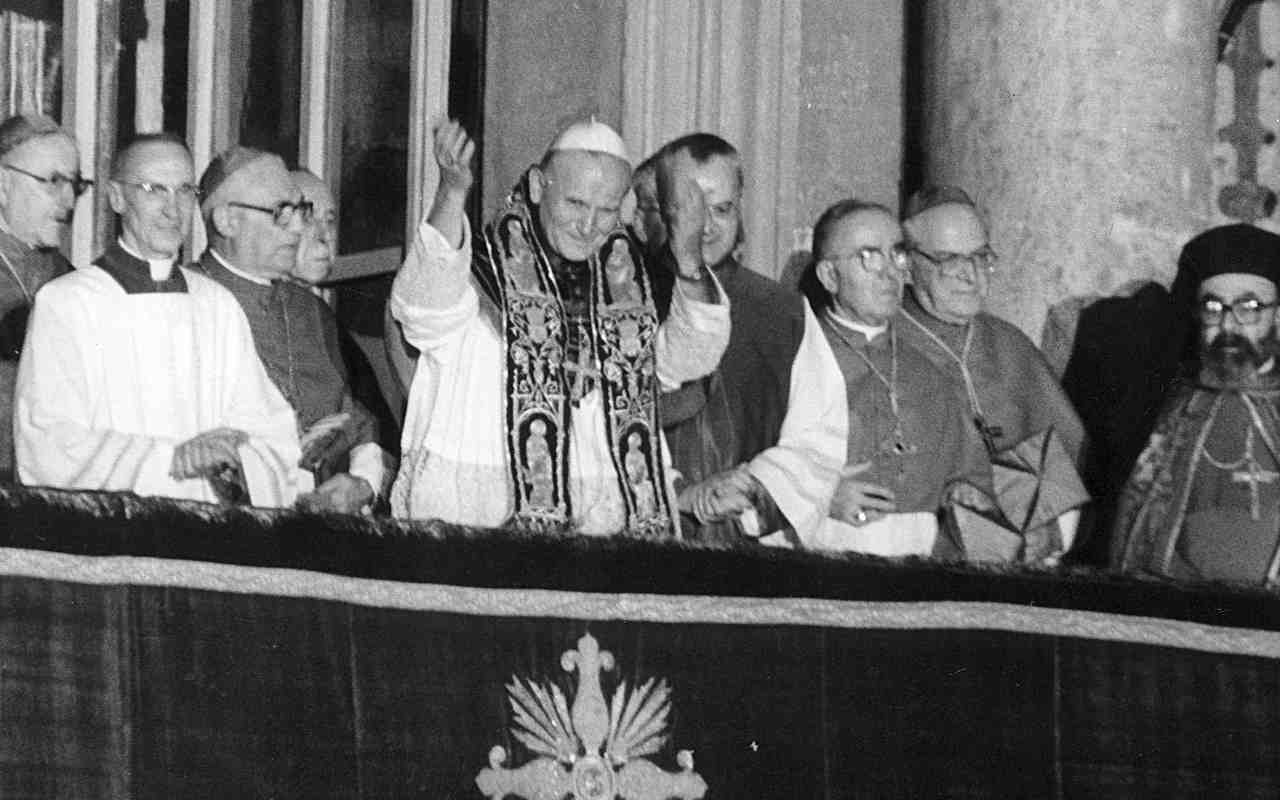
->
[911,245,998,278]
[1198,295,1278,326]
[826,245,911,275]
[116,180,201,203]
[227,199,313,227]
[2,163,94,197]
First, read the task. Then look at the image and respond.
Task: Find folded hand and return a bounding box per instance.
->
[296,473,375,515]
[171,428,249,480]
[829,461,896,526]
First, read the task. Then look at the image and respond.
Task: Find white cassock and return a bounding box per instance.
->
[745,304,850,547]
[390,220,730,534]
[14,263,309,506]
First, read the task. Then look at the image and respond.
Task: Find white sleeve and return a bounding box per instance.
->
[14,288,183,495]
[347,441,393,498]
[215,298,311,507]
[654,270,731,389]
[744,304,848,543]
[390,217,480,352]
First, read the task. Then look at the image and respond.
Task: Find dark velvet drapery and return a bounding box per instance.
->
[1,486,1279,799]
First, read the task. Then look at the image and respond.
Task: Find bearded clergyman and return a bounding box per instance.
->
[389,120,728,535]
[1113,224,1280,586]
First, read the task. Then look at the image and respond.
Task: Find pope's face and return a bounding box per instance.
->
[533,150,630,262]
[109,141,196,260]
[0,133,81,249]
[818,208,906,327]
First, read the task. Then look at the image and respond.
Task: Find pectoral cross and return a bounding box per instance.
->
[1232,459,1279,520]
[880,425,919,481]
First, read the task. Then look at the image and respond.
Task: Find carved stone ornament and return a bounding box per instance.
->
[475,633,708,800]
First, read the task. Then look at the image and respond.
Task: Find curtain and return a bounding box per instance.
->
[1,10,61,119]
[622,0,804,280]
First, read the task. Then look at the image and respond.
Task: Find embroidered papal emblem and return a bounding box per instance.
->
[475,633,707,800]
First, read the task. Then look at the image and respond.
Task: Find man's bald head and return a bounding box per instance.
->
[291,168,337,284]
[107,133,196,260]
[0,114,81,248]
[110,132,191,180]
[200,148,305,280]
[904,199,993,324]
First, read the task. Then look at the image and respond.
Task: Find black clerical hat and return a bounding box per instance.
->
[1177,223,1280,290]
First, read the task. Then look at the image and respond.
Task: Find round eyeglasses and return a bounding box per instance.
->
[911,245,998,278]
[1198,295,1277,327]
[825,245,911,275]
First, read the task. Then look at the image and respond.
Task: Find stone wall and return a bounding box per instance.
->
[482,0,624,215]
[792,0,904,261]
[919,1,1219,338]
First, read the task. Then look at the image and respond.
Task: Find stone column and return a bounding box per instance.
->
[918,1,1219,338]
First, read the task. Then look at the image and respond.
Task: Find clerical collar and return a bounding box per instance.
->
[118,238,179,282]
[210,249,273,286]
[827,308,888,342]
[94,240,188,294]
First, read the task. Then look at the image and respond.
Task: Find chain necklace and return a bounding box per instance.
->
[901,307,1003,451]
[1201,423,1253,471]
[278,286,298,409]
[825,312,917,461]
[1201,397,1280,521]
[0,245,33,303]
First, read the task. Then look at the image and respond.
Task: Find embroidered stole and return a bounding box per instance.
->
[479,193,672,535]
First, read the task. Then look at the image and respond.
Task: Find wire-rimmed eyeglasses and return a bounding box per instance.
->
[825,245,911,275]
[116,180,201,204]
[2,163,94,197]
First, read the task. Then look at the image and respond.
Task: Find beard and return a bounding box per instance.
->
[1203,328,1280,384]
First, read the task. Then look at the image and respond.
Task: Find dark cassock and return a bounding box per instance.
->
[899,289,1089,560]
[815,311,992,556]
[1112,223,1280,587]
[389,169,729,536]
[1112,369,1280,585]
[0,226,70,482]
[198,252,389,494]
[649,249,848,546]
[14,241,306,504]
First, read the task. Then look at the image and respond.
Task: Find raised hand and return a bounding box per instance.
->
[170,427,249,480]
[434,119,475,195]
[829,461,896,527]
[655,150,708,281]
